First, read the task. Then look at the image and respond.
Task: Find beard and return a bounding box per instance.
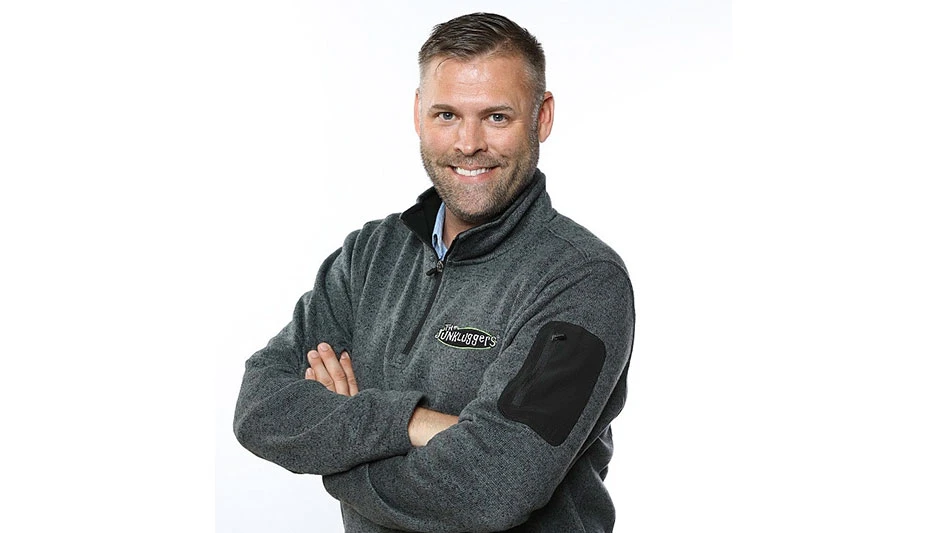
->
[420,127,540,226]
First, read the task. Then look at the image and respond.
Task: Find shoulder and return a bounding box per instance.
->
[504,210,633,310]
[343,212,409,247]
[540,212,629,278]
[337,212,418,268]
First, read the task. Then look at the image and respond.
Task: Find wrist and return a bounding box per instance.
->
[408,407,458,447]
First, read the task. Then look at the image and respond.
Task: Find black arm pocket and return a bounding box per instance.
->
[498,321,606,446]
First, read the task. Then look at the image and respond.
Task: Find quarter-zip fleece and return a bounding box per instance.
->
[235,170,635,532]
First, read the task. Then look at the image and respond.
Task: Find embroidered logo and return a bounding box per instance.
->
[435,324,498,350]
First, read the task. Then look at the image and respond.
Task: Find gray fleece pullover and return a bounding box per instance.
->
[234,170,636,532]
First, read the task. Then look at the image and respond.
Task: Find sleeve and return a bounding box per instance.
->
[322,260,635,532]
[233,229,424,475]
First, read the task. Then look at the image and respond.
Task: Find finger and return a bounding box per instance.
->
[305,367,315,381]
[318,343,351,396]
[308,349,335,392]
[339,351,358,395]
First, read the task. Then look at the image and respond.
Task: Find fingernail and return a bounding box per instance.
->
[318,343,329,352]
[340,352,350,360]
[308,350,318,358]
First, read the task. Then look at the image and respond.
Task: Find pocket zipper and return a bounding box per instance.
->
[511,331,567,405]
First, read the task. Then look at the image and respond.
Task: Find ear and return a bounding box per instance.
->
[414,89,422,137]
[537,91,555,143]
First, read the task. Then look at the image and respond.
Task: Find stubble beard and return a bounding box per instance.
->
[420,127,540,226]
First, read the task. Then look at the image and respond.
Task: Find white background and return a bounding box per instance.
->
[1,1,945,532]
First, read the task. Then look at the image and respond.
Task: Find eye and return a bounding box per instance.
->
[489,113,508,123]
[437,112,455,121]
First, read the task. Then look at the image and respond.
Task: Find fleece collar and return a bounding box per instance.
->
[400,169,551,262]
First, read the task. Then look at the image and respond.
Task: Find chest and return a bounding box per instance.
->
[349,255,540,414]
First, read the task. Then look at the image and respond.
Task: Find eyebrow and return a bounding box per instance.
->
[428,104,517,114]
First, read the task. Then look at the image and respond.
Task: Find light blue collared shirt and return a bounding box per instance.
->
[431,202,449,260]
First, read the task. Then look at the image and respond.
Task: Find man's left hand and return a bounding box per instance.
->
[305,342,359,396]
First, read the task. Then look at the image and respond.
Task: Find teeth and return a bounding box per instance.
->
[454,167,490,177]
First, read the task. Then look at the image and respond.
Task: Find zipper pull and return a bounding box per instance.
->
[426,260,444,276]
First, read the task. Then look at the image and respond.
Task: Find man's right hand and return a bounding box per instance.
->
[305,342,359,396]
[305,342,458,446]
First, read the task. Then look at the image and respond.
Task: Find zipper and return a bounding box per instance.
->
[511,331,568,405]
[402,259,445,354]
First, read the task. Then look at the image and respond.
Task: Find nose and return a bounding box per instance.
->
[454,119,487,156]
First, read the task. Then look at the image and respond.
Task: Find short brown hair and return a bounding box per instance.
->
[418,13,546,106]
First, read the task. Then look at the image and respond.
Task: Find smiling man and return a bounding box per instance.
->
[416,51,551,236]
[235,13,635,532]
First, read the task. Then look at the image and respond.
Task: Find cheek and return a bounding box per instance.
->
[485,130,525,156]
[420,127,454,153]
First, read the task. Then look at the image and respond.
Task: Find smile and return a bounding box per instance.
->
[453,167,492,177]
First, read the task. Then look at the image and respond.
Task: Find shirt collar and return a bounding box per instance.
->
[431,202,448,260]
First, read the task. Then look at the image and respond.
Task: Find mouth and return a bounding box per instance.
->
[451,166,495,178]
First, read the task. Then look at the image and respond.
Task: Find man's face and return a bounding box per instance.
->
[415,55,554,226]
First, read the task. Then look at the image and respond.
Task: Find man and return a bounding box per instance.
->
[235,12,635,532]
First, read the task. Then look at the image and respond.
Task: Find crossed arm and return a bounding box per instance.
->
[305,342,458,447]
[236,240,635,531]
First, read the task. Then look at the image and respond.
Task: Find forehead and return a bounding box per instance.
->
[420,55,533,106]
